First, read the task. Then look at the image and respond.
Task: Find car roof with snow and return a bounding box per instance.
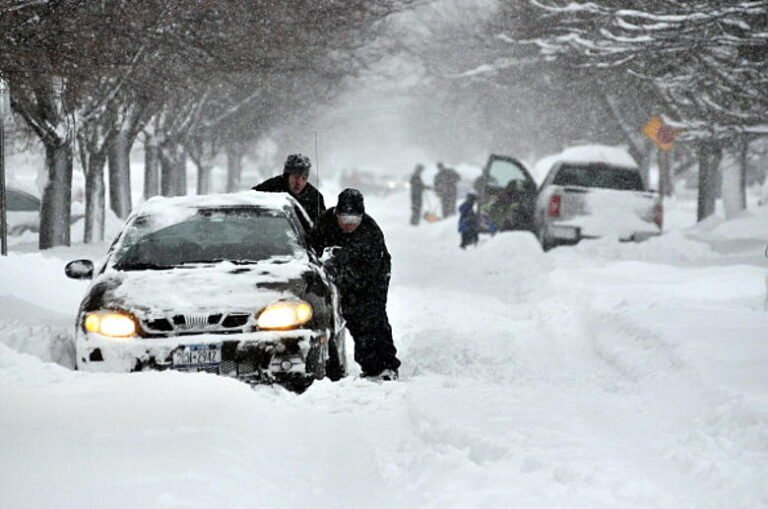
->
[136,191,298,215]
[125,191,313,236]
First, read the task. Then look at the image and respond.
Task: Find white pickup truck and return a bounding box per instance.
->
[534,148,662,251]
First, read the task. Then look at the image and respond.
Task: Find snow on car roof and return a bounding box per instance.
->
[129,191,300,228]
[137,191,295,216]
[534,144,638,183]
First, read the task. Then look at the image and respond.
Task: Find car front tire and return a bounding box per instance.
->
[325,336,345,381]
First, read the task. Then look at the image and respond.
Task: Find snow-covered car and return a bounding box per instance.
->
[64,192,347,391]
[534,145,663,251]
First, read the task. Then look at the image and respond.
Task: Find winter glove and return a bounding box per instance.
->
[321,247,357,285]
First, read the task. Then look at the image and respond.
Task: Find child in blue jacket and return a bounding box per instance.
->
[458,191,479,249]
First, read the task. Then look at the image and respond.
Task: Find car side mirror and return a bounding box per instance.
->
[320,247,341,264]
[65,259,94,280]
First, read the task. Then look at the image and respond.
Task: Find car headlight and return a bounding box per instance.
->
[257,300,313,330]
[83,311,138,338]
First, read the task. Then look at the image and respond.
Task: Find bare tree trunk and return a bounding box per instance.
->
[738,136,749,211]
[107,130,132,219]
[144,134,160,199]
[599,91,654,185]
[160,152,175,196]
[638,140,654,190]
[722,138,749,219]
[175,150,187,196]
[196,161,212,195]
[160,143,185,196]
[84,153,106,243]
[226,143,244,192]
[39,139,73,249]
[697,140,721,222]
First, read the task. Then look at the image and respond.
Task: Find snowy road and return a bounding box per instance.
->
[1,191,767,508]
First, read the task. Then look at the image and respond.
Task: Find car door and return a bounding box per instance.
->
[478,155,537,231]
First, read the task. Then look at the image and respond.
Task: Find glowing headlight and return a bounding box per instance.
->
[257,300,313,330]
[83,311,137,338]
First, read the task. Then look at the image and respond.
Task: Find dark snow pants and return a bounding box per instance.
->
[460,230,478,248]
[343,301,400,376]
[410,197,422,225]
[441,193,457,218]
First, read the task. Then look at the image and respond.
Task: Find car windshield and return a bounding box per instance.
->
[487,159,529,188]
[553,164,644,191]
[113,207,303,270]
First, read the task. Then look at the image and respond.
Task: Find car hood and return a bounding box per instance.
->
[84,257,316,319]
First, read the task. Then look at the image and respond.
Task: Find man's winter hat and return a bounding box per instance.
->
[283,154,311,175]
[336,188,365,216]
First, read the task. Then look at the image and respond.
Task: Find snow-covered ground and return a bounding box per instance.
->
[1,185,767,508]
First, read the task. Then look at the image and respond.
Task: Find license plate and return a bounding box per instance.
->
[172,344,222,368]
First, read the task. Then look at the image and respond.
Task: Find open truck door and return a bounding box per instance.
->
[476,154,537,233]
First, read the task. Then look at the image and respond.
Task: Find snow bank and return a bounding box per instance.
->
[690,204,768,241]
[0,297,75,368]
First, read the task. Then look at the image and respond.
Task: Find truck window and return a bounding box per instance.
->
[553,164,644,191]
[487,159,529,188]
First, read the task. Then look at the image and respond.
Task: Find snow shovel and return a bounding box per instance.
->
[423,191,441,223]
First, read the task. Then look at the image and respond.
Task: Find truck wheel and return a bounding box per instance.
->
[538,229,554,252]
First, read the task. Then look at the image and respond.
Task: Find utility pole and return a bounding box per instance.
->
[0,80,8,256]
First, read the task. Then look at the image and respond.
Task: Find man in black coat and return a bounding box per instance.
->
[434,162,461,218]
[410,163,427,226]
[253,154,326,225]
[310,188,401,381]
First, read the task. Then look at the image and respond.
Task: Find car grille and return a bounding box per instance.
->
[142,312,251,336]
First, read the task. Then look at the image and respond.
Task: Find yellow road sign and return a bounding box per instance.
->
[643,116,678,151]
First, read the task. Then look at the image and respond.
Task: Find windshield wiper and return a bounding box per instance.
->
[179,258,262,265]
[115,262,174,271]
[179,258,225,265]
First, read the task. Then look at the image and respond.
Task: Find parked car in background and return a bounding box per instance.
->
[5,184,86,236]
[534,145,662,251]
[5,186,40,235]
[475,154,538,232]
[64,192,347,392]
[339,169,407,196]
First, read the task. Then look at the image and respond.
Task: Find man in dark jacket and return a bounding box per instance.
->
[434,162,460,218]
[409,163,427,226]
[310,188,401,381]
[253,154,326,225]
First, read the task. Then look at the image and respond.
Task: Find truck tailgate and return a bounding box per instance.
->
[556,186,661,239]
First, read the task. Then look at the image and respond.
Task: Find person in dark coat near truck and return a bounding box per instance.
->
[310,188,401,381]
[253,153,326,225]
[434,162,460,218]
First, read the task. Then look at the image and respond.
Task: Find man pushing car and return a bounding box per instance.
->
[310,188,401,381]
